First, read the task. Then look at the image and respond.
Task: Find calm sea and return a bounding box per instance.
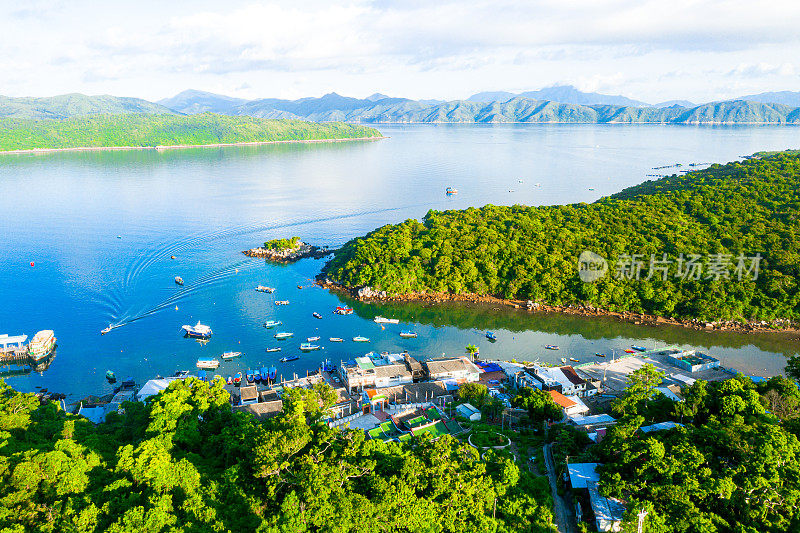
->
[0,124,797,400]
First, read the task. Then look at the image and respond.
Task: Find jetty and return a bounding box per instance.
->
[0,334,29,363]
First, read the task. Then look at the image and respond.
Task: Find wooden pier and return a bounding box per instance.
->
[0,334,30,363]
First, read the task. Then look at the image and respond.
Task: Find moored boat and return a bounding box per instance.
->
[445,187,458,195]
[334,306,353,315]
[374,316,400,324]
[353,336,370,342]
[486,331,497,341]
[312,312,322,319]
[624,349,636,354]
[274,332,294,340]
[174,276,184,285]
[266,347,282,352]
[255,286,275,293]
[632,345,647,352]
[399,330,418,338]
[545,345,559,350]
[264,320,282,328]
[595,352,606,357]
[182,321,212,339]
[280,355,300,362]
[28,330,56,361]
[233,372,242,385]
[275,300,290,306]
[196,358,220,369]
[221,351,242,360]
[560,358,567,364]
[329,337,344,342]
[268,366,277,380]
[300,343,321,351]
[307,336,321,342]
[569,357,579,363]
[226,376,233,385]
[105,370,116,382]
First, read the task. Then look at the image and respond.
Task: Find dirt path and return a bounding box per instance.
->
[543,443,577,533]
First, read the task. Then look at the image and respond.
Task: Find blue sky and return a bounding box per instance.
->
[2,0,799,103]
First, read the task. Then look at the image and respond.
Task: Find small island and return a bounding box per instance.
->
[0,113,383,153]
[244,237,334,263]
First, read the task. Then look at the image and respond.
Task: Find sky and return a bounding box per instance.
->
[2,0,800,104]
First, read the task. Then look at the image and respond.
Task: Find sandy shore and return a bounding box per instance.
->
[0,135,387,156]
[317,280,800,336]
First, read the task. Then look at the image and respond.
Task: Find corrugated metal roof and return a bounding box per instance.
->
[567,462,601,489]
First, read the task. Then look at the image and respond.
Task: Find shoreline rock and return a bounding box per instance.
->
[315,279,800,336]
[243,242,334,263]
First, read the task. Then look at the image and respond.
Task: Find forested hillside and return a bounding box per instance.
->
[324,153,800,323]
[0,379,555,532]
[0,113,381,151]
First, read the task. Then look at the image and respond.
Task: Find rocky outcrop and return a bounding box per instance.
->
[243,242,334,263]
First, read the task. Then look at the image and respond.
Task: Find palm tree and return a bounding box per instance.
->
[465,344,479,361]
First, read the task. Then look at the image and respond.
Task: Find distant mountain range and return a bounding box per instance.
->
[4,86,800,124]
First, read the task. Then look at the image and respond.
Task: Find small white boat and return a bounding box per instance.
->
[255,286,275,293]
[264,320,282,328]
[329,337,344,342]
[399,330,418,338]
[374,316,399,324]
[274,332,294,339]
[560,358,567,364]
[300,343,321,351]
[221,351,242,360]
[174,276,184,286]
[445,187,458,195]
[28,330,56,361]
[196,358,220,369]
[265,347,282,352]
[182,321,212,339]
[569,357,580,363]
[307,336,321,342]
[275,300,290,306]
[353,336,370,342]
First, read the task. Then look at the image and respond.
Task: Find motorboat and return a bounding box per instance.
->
[300,343,321,351]
[233,372,242,385]
[595,352,606,357]
[105,370,116,383]
[445,187,458,195]
[255,286,275,293]
[221,351,242,360]
[280,355,300,362]
[486,331,497,341]
[313,312,322,319]
[28,330,56,361]
[274,332,294,340]
[100,324,120,335]
[307,336,321,342]
[182,322,212,339]
[569,357,579,363]
[266,347,282,352]
[329,337,344,342]
[275,300,290,306]
[226,376,233,385]
[353,336,370,342]
[268,366,277,380]
[334,306,353,315]
[196,358,220,369]
[374,316,399,324]
[174,276,184,286]
[399,331,418,338]
[264,320,282,328]
[632,345,647,352]
[561,358,567,364]
[545,345,559,350]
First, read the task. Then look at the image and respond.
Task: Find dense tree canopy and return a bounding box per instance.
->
[325,153,800,322]
[0,378,556,532]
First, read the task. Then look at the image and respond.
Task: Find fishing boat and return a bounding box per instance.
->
[307,336,321,342]
[631,345,647,352]
[274,332,294,340]
[267,366,277,380]
[253,369,263,382]
[174,276,184,285]
[255,286,275,293]
[297,285,304,289]
[329,337,344,342]
[196,358,220,369]
[312,312,322,319]
[545,345,559,350]
[560,358,567,364]
[569,357,579,363]
[334,306,354,315]
[280,355,300,362]
[374,316,399,324]
[265,347,282,352]
[226,376,233,385]
[233,372,242,385]
[182,321,212,339]
[245,369,255,383]
[300,343,321,351]
[264,320,282,328]
[105,370,116,382]
[353,336,370,342]
[486,331,497,341]
[399,330,418,338]
[595,352,606,357]
[275,300,290,306]
[445,187,458,195]
[28,330,56,361]
[221,351,242,360]
[624,349,636,354]
[259,367,271,382]
[321,359,335,372]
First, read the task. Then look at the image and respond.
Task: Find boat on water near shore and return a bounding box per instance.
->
[182,321,212,339]
[561,358,567,364]
[445,187,458,195]
[313,312,322,319]
[280,355,300,362]
[196,358,220,369]
[105,370,116,382]
[624,349,636,354]
[174,276,184,285]
[595,352,606,357]
[275,300,290,306]
[221,351,242,360]
[28,330,56,361]
[274,332,294,339]
[300,343,321,351]
[264,320,282,328]
[569,357,579,363]
[486,331,497,341]
[329,337,344,342]
[399,330,418,338]
[307,336,321,342]
[353,336,370,342]
[545,345,559,350]
[255,285,275,293]
[233,372,242,385]
[265,347,282,352]
[334,305,353,315]
[632,345,647,352]
[374,316,400,324]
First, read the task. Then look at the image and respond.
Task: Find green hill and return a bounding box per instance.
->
[0,113,382,151]
[0,93,175,120]
[324,152,800,323]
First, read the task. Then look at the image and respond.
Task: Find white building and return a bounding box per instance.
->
[425,357,481,382]
[340,353,413,392]
[549,390,590,417]
[517,365,591,397]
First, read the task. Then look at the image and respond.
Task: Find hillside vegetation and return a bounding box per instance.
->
[0,379,556,532]
[0,113,382,151]
[0,93,174,120]
[324,153,800,323]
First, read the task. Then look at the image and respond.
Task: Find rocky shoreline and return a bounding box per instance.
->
[244,243,335,263]
[316,279,800,336]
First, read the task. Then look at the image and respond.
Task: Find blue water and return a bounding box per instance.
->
[1,124,798,400]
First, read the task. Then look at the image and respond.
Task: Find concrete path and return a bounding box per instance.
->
[543,443,577,533]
